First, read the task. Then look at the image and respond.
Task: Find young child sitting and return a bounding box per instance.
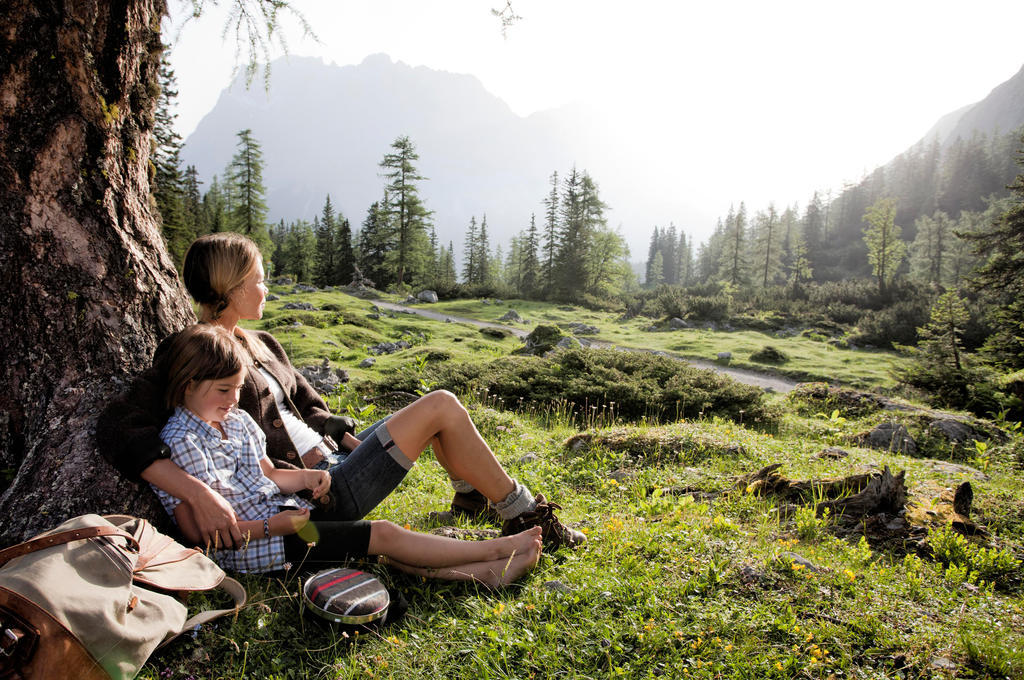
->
[153,324,542,588]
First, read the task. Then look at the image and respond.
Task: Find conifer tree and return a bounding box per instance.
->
[753,204,781,287]
[152,54,190,267]
[676,229,691,286]
[225,128,271,254]
[663,223,679,285]
[442,241,457,287]
[541,171,559,295]
[521,213,541,298]
[313,195,337,286]
[863,197,906,297]
[202,175,228,234]
[719,202,749,287]
[802,193,825,279]
[357,200,394,288]
[964,159,1024,368]
[269,219,287,276]
[379,135,432,287]
[283,219,316,283]
[649,251,664,286]
[477,214,491,286]
[909,211,953,285]
[334,217,355,285]
[645,226,661,287]
[182,165,204,238]
[462,216,478,284]
[428,225,439,284]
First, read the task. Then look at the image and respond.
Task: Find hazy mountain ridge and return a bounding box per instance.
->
[919,64,1024,148]
[182,54,638,254]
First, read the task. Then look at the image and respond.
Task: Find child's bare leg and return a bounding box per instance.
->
[367,521,541,568]
[387,545,541,588]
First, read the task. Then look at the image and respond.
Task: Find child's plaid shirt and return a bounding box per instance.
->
[156,406,312,573]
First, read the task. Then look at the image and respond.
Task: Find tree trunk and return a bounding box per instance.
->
[0,0,194,543]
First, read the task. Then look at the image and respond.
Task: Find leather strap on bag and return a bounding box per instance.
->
[0,526,138,569]
[157,576,248,649]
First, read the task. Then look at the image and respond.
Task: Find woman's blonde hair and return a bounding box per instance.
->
[182,232,272,363]
[164,324,248,409]
[183,233,263,321]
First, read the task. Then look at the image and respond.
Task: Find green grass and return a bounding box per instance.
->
[426,298,905,390]
[145,289,1024,679]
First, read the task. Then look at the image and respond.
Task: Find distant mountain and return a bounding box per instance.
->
[807,63,1024,281]
[181,54,708,258]
[921,64,1024,148]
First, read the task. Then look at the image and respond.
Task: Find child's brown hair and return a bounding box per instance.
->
[164,324,248,409]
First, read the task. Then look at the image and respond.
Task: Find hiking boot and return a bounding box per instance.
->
[450,489,501,522]
[501,494,586,550]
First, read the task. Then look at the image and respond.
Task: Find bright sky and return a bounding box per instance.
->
[167,0,1024,243]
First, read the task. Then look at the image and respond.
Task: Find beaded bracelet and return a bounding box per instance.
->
[263,518,271,539]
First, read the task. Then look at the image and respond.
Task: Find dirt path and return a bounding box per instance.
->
[371,300,799,393]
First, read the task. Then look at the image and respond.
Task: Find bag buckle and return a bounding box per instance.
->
[1,626,24,657]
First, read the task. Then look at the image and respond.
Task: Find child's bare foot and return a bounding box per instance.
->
[482,538,543,588]
[501,526,542,558]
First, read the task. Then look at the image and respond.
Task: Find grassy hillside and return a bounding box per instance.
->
[141,288,1024,679]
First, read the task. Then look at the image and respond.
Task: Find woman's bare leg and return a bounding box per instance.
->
[367,520,541,568]
[384,391,516,503]
[387,549,540,588]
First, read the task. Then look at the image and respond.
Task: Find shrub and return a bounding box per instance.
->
[750,345,789,364]
[580,293,625,313]
[928,524,1020,587]
[787,382,886,418]
[685,295,732,322]
[371,348,778,427]
[850,298,931,348]
[894,357,1005,418]
[824,302,864,325]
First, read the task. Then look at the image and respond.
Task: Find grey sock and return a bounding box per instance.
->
[450,478,476,494]
[495,482,537,520]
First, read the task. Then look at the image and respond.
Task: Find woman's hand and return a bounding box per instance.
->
[269,508,310,536]
[305,469,331,499]
[188,485,244,549]
[324,415,356,441]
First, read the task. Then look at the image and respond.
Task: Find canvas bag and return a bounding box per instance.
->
[0,514,246,680]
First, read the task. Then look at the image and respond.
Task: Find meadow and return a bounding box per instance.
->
[140,285,1024,679]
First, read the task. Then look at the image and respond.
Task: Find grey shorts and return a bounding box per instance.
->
[325,417,413,520]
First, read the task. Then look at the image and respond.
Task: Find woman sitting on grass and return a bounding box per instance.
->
[98,232,584,553]
[154,323,542,587]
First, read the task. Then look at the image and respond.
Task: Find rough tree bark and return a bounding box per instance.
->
[0,0,194,544]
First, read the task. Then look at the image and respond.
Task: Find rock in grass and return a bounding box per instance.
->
[499,309,525,323]
[856,421,917,455]
[298,359,348,394]
[779,552,826,573]
[716,351,732,363]
[517,324,565,355]
[815,446,849,459]
[480,327,513,339]
[283,301,317,311]
[359,358,376,368]
[543,580,573,594]
[416,289,438,303]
